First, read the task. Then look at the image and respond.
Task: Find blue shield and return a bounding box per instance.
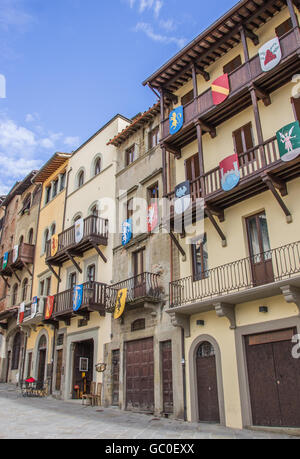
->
[2,252,8,269]
[73,285,83,312]
[122,219,133,246]
[169,106,184,135]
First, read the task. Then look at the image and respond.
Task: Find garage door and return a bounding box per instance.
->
[126,337,154,413]
[245,328,300,427]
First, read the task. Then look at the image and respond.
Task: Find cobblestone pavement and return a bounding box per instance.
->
[0,384,298,439]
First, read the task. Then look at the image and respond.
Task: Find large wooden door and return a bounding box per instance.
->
[246,212,274,286]
[126,337,154,412]
[112,350,120,406]
[161,341,174,414]
[245,329,300,427]
[196,342,220,423]
[72,340,94,399]
[37,349,46,382]
[55,349,63,392]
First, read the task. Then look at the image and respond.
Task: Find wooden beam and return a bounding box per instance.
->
[262,176,292,223]
[194,64,210,82]
[205,207,227,246]
[90,240,107,264]
[23,262,33,278]
[262,172,288,196]
[1,275,10,289]
[169,231,186,259]
[253,83,271,107]
[197,119,216,139]
[46,263,61,283]
[162,142,182,159]
[65,250,83,273]
[164,89,178,104]
[206,204,225,223]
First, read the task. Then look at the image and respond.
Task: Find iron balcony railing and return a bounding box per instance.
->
[52,282,107,318]
[169,241,300,308]
[107,272,162,312]
[45,215,109,260]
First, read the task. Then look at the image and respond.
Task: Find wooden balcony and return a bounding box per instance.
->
[107,272,163,312]
[0,243,35,277]
[161,28,300,148]
[23,297,46,325]
[167,136,300,216]
[45,215,109,266]
[169,241,300,314]
[51,282,107,322]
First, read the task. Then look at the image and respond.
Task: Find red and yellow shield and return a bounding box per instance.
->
[45,296,55,320]
[211,74,230,105]
[51,234,59,257]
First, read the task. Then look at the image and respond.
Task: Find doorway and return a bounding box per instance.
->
[72,339,94,399]
[37,335,47,383]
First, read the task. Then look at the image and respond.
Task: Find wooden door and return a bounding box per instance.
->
[27,352,32,378]
[161,341,174,414]
[37,349,46,382]
[133,249,146,298]
[196,342,220,423]
[126,337,154,412]
[246,329,300,427]
[55,349,63,392]
[72,340,94,399]
[6,351,11,383]
[246,212,274,286]
[185,153,200,182]
[112,350,120,406]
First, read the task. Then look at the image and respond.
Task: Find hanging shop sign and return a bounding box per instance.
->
[211,74,230,106]
[219,154,240,192]
[174,181,191,215]
[169,106,184,135]
[114,288,128,320]
[2,252,8,269]
[45,295,55,320]
[75,218,84,244]
[73,285,84,312]
[18,302,25,325]
[12,245,19,264]
[259,37,282,72]
[31,296,38,319]
[276,121,300,162]
[50,234,59,257]
[122,219,133,246]
[147,202,159,233]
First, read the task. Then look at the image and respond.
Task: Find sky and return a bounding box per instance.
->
[0,0,237,195]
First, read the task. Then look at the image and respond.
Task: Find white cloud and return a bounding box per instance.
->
[159,18,176,32]
[64,136,80,148]
[0,0,33,32]
[127,0,163,18]
[134,22,186,49]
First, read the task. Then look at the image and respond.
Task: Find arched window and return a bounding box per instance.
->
[91,205,98,217]
[38,335,47,350]
[78,170,84,188]
[28,228,34,245]
[43,229,49,253]
[11,332,21,370]
[94,157,102,176]
[50,223,56,237]
[87,264,96,282]
[22,278,29,302]
[197,342,215,358]
[12,284,18,306]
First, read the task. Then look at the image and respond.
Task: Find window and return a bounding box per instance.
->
[185,153,200,182]
[28,228,34,245]
[148,126,160,150]
[91,205,98,217]
[39,280,45,297]
[69,272,77,289]
[292,97,300,122]
[20,194,31,215]
[87,264,96,282]
[223,55,242,74]
[50,224,56,237]
[19,235,24,247]
[60,172,66,192]
[233,122,254,155]
[11,332,21,370]
[45,277,51,297]
[191,234,208,281]
[181,89,194,106]
[275,18,292,38]
[22,278,29,302]
[52,179,58,198]
[12,284,18,306]
[45,186,51,205]
[125,146,135,167]
[43,229,49,253]
[78,170,84,188]
[148,183,159,205]
[131,319,146,332]
[127,198,134,220]
[94,158,102,176]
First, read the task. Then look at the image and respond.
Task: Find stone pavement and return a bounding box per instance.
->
[0,384,297,439]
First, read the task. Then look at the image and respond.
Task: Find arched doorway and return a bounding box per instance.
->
[37,335,47,383]
[196,341,220,423]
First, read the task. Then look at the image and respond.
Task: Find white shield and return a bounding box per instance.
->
[259,37,282,72]
[13,245,19,263]
[75,218,84,244]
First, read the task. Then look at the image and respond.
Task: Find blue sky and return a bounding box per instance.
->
[0,0,237,194]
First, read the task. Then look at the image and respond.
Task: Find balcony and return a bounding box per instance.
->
[45,215,109,266]
[23,297,46,326]
[169,241,300,315]
[50,282,107,322]
[161,28,300,147]
[0,243,35,277]
[167,136,300,216]
[107,272,163,312]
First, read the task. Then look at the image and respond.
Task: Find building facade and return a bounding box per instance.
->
[143,0,300,429]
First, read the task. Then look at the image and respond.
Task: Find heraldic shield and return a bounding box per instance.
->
[259,37,282,72]
[169,106,184,135]
[73,285,83,312]
[220,154,240,192]
[114,288,127,320]
[212,74,230,106]
[276,121,300,162]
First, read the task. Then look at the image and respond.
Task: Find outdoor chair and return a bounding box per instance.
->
[82,381,96,406]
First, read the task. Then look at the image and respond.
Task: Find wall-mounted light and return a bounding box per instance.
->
[259,306,268,314]
[197,320,205,326]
